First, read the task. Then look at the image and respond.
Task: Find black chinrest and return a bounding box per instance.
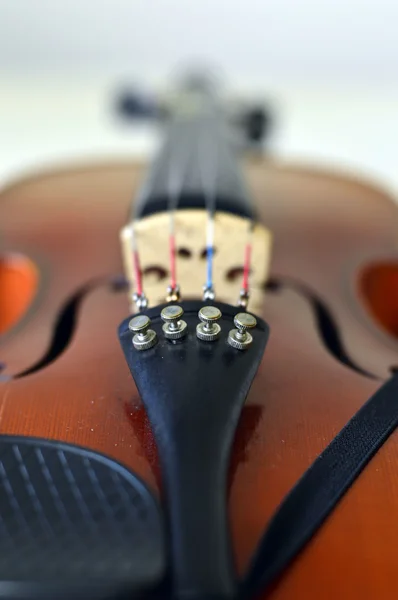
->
[0,436,165,599]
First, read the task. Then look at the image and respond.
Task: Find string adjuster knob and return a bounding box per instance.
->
[228,312,257,350]
[196,306,222,342]
[129,315,157,351]
[161,305,188,340]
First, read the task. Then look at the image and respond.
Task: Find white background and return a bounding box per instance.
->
[1,0,397,84]
[1,0,398,196]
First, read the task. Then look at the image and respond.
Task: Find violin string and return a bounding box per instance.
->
[130,225,144,298]
[206,213,215,292]
[166,119,195,298]
[167,135,179,294]
[128,132,175,308]
[129,135,166,223]
[216,122,255,308]
[168,217,177,291]
[242,238,252,292]
[197,113,219,299]
[241,223,254,306]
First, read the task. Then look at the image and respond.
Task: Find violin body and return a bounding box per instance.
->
[1,157,398,598]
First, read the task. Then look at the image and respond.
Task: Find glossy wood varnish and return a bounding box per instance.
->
[0,159,398,599]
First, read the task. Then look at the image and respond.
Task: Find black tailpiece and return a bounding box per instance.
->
[118,301,269,599]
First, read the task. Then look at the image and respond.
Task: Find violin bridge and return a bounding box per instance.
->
[120,210,272,314]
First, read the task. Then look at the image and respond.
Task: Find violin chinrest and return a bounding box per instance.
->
[0,436,165,599]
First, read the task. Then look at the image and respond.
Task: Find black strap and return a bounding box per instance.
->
[243,372,398,598]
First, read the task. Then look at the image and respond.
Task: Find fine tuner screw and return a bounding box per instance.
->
[228,312,257,350]
[129,314,157,351]
[161,305,188,340]
[196,306,222,342]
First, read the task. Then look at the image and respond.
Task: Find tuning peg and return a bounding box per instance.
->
[129,315,157,351]
[161,305,187,340]
[228,312,257,350]
[196,306,222,342]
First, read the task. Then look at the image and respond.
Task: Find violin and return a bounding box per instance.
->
[1,76,398,600]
